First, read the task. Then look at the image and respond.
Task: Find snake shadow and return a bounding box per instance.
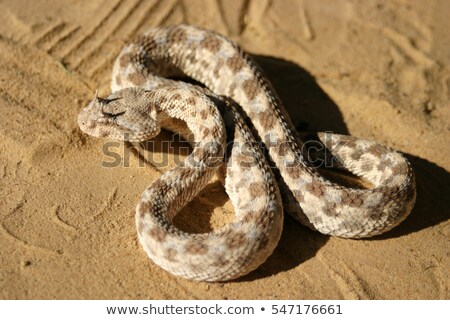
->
[253,55,349,134]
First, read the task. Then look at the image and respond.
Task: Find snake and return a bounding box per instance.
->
[77,24,416,282]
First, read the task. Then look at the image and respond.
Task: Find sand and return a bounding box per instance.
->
[0,0,449,299]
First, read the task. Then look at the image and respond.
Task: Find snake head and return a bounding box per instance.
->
[77,87,161,142]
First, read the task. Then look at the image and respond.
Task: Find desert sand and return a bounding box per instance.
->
[0,0,449,299]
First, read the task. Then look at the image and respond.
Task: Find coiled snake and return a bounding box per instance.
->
[78,25,416,281]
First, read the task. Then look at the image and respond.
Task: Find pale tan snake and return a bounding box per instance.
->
[77,25,416,281]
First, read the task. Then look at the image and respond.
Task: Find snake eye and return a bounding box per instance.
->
[102,110,126,119]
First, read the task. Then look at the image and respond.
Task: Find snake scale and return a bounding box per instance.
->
[77,25,416,281]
